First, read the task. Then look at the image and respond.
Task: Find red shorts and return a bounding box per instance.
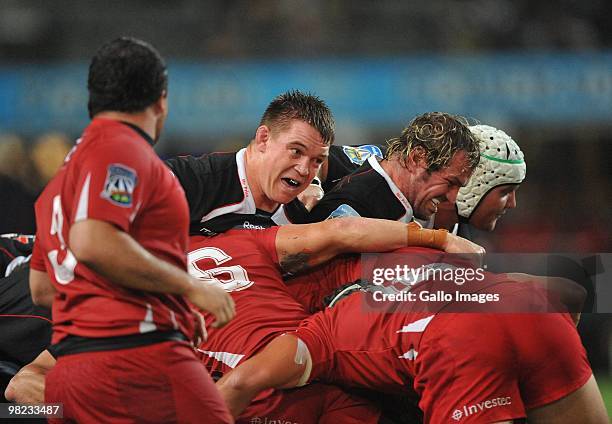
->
[238,383,380,424]
[296,291,592,423]
[46,341,232,424]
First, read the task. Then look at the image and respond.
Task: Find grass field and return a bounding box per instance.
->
[597,374,612,416]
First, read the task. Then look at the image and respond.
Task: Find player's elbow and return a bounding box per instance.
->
[68,221,99,265]
[29,269,55,307]
[30,289,53,307]
[68,219,120,267]
[218,365,272,395]
[4,380,16,402]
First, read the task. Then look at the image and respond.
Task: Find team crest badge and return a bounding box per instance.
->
[341,145,383,165]
[101,164,138,207]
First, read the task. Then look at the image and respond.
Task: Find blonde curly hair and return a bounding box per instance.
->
[385,112,480,172]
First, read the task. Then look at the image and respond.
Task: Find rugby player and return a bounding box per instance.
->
[434,125,525,236]
[28,37,234,423]
[165,89,334,234]
[308,112,480,227]
[209,124,604,422]
[5,218,482,416]
[211,240,605,423]
[189,217,483,423]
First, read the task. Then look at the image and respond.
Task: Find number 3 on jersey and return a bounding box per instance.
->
[48,195,77,284]
[188,247,254,292]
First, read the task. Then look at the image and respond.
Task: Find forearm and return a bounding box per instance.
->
[276,217,481,275]
[69,219,195,295]
[334,218,446,257]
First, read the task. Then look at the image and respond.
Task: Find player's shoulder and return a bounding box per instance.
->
[77,119,156,166]
[329,144,386,168]
[166,151,237,178]
[309,162,399,221]
[327,162,387,199]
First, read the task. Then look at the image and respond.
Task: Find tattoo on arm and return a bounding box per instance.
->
[280,252,311,275]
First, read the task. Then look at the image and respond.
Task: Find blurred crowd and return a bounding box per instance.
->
[1,0,611,60]
[0,132,71,234]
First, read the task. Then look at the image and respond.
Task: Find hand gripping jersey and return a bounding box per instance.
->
[31,119,194,344]
[166,149,308,235]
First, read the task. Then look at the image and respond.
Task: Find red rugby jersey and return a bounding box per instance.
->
[189,228,312,373]
[32,118,194,343]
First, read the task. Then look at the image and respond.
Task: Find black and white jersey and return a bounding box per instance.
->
[309,155,415,223]
[0,236,51,368]
[0,234,35,277]
[166,149,308,235]
[325,144,385,193]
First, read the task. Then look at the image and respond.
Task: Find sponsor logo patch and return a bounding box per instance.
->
[326,204,361,220]
[452,396,512,421]
[101,164,138,207]
[243,221,266,230]
[342,145,383,165]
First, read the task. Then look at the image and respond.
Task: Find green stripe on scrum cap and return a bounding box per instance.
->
[481,153,525,165]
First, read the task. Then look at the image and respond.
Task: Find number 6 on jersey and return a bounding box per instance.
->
[188,247,254,292]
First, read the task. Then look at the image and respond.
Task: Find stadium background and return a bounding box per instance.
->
[0,0,611,414]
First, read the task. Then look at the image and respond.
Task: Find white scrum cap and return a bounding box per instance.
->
[456,125,526,218]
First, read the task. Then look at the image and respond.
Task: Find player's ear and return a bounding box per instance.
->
[406,146,427,171]
[152,91,168,118]
[254,125,271,153]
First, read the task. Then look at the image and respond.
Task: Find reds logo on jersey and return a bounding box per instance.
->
[101,163,138,207]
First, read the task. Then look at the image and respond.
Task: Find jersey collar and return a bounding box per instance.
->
[367,155,414,223]
[120,121,155,146]
[236,149,289,225]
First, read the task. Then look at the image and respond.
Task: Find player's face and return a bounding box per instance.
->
[409,150,473,220]
[469,184,519,231]
[261,120,329,206]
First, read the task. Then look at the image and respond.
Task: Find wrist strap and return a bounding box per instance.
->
[406,221,448,250]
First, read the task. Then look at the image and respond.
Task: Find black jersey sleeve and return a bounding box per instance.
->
[0,235,34,276]
[308,160,407,223]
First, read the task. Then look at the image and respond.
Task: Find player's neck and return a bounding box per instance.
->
[380,158,411,198]
[94,110,157,143]
[244,146,280,213]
